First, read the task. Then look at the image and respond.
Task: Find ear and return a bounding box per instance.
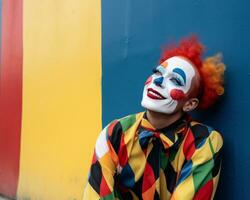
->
[182,98,199,112]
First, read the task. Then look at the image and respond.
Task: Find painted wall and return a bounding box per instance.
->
[0,0,101,199]
[101,0,250,199]
[0,0,250,199]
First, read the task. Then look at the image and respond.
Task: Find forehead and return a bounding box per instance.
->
[161,56,196,75]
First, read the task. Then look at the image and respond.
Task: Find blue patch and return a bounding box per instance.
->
[139,130,154,139]
[207,126,214,134]
[177,160,193,186]
[173,68,186,84]
[139,130,153,148]
[120,164,135,188]
[153,76,164,86]
[196,138,206,148]
[101,0,250,198]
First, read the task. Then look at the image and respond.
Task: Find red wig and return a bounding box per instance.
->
[159,36,225,109]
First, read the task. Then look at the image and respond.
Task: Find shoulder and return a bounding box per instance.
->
[105,112,143,134]
[103,112,143,151]
[94,113,137,161]
[188,121,223,151]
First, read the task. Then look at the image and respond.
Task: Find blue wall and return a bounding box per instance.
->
[102,0,250,199]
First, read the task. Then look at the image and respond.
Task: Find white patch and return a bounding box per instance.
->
[95,127,109,159]
[141,56,196,114]
[116,164,123,174]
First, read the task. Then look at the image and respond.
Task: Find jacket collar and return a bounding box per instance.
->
[139,111,191,149]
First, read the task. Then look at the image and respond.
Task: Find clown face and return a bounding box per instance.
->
[141,56,196,114]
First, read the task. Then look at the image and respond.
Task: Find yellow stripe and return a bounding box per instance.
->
[18,0,101,199]
[83,183,101,200]
[171,175,195,199]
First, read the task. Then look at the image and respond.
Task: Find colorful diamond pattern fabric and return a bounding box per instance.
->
[83,112,223,200]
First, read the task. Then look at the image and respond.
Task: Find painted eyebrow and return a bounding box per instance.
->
[173,68,186,84]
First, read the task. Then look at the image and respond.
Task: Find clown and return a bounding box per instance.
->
[142,56,199,114]
[83,36,225,200]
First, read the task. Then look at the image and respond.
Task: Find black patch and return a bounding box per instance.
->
[157,119,187,143]
[182,158,188,169]
[131,175,143,200]
[191,124,210,148]
[122,191,133,200]
[154,190,160,200]
[171,132,185,151]
[88,161,102,194]
[147,139,161,179]
[115,170,143,200]
[164,161,177,193]
[212,148,222,177]
[109,122,123,154]
[158,127,176,143]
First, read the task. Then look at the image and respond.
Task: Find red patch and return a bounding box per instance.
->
[118,134,128,167]
[0,0,23,197]
[145,76,153,85]
[183,129,196,160]
[194,180,213,200]
[170,89,186,100]
[142,163,155,192]
[100,176,111,197]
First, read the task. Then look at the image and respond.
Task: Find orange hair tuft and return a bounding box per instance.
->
[198,54,225,109]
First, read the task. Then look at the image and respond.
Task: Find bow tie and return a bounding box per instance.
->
[138,114,190,150]
[138,129,175,149]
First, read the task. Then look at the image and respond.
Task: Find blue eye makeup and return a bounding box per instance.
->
[170,77,184,86]
[151,66,186,86]
[172,68,186,84]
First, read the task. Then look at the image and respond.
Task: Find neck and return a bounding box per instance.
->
[146,110,184,129]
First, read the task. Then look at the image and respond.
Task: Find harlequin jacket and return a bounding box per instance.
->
[83,112,223,200]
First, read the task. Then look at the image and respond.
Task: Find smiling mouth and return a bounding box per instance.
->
[147,88,166,100]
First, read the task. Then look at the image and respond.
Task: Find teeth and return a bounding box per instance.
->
[149,90,162,98]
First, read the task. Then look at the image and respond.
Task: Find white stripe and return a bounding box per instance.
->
[95,127,109,158]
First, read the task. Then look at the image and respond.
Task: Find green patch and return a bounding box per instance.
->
[119,114,136,132]
[208,138,215,155]
[114,187,123,200]
[160,151,169,170]
[193,158,214,192]
[101,191,116,200]
[169,149,178,162]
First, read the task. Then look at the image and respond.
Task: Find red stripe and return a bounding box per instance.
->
[118,134,128,167]
[0,0,23,197]
[194,179,213,200]
[100,176,112,197]
[183,128,196,160]
[142,163,155,193]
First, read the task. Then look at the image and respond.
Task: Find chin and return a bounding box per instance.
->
[141,99,176,114]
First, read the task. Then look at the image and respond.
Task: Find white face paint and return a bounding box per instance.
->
[141,56,196,114]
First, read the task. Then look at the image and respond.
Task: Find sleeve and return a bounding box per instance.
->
[83,121,120,200]
[170,127,223,200]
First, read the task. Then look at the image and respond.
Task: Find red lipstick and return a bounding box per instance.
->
[147,88,166,100]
